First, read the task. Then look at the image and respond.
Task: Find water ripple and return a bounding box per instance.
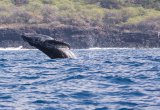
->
[0,49,160,110]
[104,76,135,85]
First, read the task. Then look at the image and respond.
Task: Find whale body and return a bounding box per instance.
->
[22,33,76,59]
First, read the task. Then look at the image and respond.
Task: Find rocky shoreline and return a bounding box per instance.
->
[0,25,159,49]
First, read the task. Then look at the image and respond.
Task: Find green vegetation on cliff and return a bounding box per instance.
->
[0,0,160,32]
[0,0,160,48]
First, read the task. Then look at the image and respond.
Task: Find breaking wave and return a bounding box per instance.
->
[0,46,23,50]
[0,46,37,51]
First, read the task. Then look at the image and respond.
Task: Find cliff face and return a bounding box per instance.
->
[0,26,159,49]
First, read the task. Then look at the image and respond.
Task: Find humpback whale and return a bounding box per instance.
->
[21,33,76,59]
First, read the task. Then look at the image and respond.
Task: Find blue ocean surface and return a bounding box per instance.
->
[0,48,160,110]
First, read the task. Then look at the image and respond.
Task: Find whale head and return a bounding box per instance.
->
[22,33,54,46]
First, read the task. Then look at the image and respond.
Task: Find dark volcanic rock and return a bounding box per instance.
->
[0,26,159,48]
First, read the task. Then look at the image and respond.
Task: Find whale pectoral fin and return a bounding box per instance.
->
[44,40,71,49]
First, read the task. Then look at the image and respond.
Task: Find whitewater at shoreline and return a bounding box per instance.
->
[0,46,37,51]
[0,46,160,51]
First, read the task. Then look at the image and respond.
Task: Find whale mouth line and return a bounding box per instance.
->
[21,33,76,59]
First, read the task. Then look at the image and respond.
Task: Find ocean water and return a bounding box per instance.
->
[0,48,160,110]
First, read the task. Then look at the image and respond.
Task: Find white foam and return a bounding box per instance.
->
[89,47,102,50]
[0,46,39,51]
[0,46,23,50]
[88,47,133,50]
